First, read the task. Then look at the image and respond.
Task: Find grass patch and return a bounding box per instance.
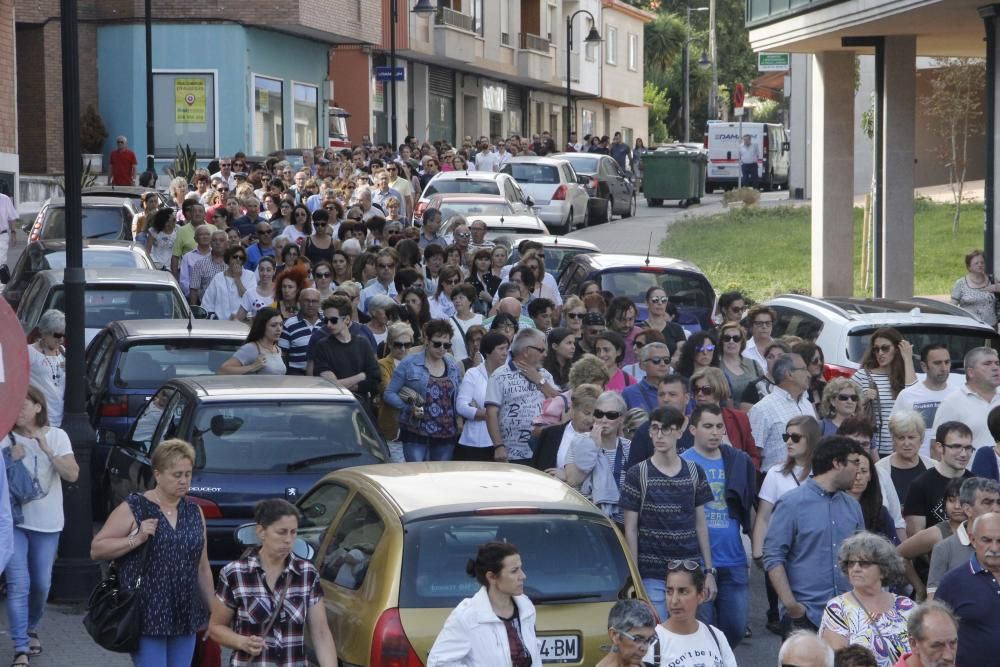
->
[660,200,985,303]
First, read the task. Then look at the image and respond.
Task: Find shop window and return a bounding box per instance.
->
[152,72,216,158]
[293,83,318,149]
[253,75,284,154]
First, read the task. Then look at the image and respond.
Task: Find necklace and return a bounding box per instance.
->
[154,489,178,516]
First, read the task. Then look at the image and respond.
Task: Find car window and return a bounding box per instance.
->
[41,207,128,240]
[298,483,352,551]
[424,180,501,197]
[599,270,713,309]
[160,392,189,442]
[503,179,519,204]
[45,249,148,270]
[115,340,242,388]
[18,278,46,326]
[399,513,631,608]
[772,307,824,341]
[86,331,116,389]
[505,164,560,184]
[559,262,583,295]
[319,495,385,590]
[561,155,599,175]
[847,325,1000,371]
[130,387,175,451]
[47,287,186,328]
[189,401,386,473]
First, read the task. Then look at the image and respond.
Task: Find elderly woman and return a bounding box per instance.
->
[596,600,659,667]
[851,327,916,456]
[455,332,511,462]
[595,331,635,392]
[717,321,761,403]
[375,322,415,450]
[564,391,632,527]
[874,409,932,527]
[202,245,258,321]
[27,309,66,428]
[951,248,999,326]
[364,294,396,354]
[532,383,601,473]
[819,377,869,436]
[90,439,213,666]
[4,387,79,665]
[820,532,915,666]
[690,367,761,470]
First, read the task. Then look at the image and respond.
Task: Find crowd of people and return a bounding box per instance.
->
[2,135,1000,667]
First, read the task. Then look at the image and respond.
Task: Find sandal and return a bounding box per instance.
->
[27,631,41,656]
[10,652,29,666]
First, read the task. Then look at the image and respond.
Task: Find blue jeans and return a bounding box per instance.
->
[4,528,61,654]
[131,634,197,667]
[697,564,749,648]
[642,576,668,621]
[403,440,455,462]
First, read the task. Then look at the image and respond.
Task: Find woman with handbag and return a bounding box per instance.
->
[209,498,338,667]
[90,439,215,667]
[3,386,79,667]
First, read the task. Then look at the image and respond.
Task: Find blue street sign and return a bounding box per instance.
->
[375,66,406,82]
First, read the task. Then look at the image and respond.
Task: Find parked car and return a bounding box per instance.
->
[81,185,170,208]
[85,319,249,486]
[551,152,637,223]
[500,156,591,233]
[505,235,600,276]
[1,239,155,310]
[26,196,142,243]
[436,195,550,239]
[765,294,1000,379]
[558,253,716,330]
[416,170,534,221]
[15,267,201,345]
[292,463,646,666]
[101,376,388,567]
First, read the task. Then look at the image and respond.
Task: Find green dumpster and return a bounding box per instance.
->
[642,148,707,208]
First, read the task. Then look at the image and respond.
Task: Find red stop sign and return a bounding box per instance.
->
[733,83,745,108]
[0,299,28,436]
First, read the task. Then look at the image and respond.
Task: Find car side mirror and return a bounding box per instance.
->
[576,175,589,186]
[525,196,535,207]
[190,305,210,319]
[20,223,30,233]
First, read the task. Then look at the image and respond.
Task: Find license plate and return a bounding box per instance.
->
[537,634,580,664]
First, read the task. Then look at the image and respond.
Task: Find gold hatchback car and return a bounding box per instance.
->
[295,462,648,666]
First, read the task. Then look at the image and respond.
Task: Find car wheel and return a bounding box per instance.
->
[623,194,636,219]
[604,198,614,223]
[561,208,573,235]
[582,206,591,228]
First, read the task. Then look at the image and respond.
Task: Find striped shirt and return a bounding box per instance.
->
[851,369,899,455]
[278,315,322,371]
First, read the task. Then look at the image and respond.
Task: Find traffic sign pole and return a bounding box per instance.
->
[734,84,745,188]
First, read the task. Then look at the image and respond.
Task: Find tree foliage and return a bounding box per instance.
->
[645,81,672,143]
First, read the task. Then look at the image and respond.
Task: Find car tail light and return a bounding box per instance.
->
[823,363,856,381]
[371,608,423,667]
[187,495,223,519]
[589,177,599,191]
[763,133,770,155]
[99,396,129,418]
[475,507,540,515]
[703,133,708,149]
[552,184,568,200]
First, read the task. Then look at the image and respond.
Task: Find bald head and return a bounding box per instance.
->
[498,297,522,318]
[298,287,321,318]
[778,631,834,667]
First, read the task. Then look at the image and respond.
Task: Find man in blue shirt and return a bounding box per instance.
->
[935,512,1000,667]
[763,435,865,636]
[623,342,670,411]
[681,404,757,648]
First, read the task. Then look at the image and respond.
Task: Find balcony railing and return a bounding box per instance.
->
[519,32,550,52]
[436,6,476,33]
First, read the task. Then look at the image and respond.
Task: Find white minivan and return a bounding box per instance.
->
[704,121,790,192]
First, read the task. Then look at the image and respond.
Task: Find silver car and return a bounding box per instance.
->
[501,156,591,234]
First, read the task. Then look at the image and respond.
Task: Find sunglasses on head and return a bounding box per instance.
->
[593,409,622,420]
[782,432,805,443]
[431,340,453,350]
[666,560,701,572]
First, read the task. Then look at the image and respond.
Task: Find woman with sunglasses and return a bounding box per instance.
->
[793,341,827,413]
[375,322,415,447]
[641,287,687,359]
[690,367,761,470]
[201,245,258,321]
[429,266,462,320]
[851,328,916,456]
[234,256,277,323]
[673,331,720,381]
[819,378,869,436]
[596,600,658,667]
[384,319,463,462]
[303,210,336,264]
[565,391,632,527]
[560,295,586,340]
[718,322,762,404]
[455,332,511,462]
[751,415,821,633]
[280,204,313,248]
[645,564,736,667]
[312,260,335,298]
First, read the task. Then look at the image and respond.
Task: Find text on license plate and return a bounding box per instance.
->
[537,634,580,663]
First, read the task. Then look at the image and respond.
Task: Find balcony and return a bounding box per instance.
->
[433,6,484,62]
[520,32,551,52]
[517,32,555,82]
[746,0,848,28]
[436,5,477,33]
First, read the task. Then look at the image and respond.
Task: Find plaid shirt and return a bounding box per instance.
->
[216,552,323,667]
[190,255,225,293]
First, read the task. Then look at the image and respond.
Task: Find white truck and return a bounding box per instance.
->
[704,121,790,192]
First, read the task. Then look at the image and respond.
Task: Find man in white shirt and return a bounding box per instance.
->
[210,156,237,190]
[933,347,1000,451]
[739,134,761,189]
[749,353,817,471]
[742,305,775,372]
[472,140,500,173]
[892,343,961,458]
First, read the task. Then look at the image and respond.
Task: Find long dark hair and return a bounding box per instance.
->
[860,327,908,397]
[246,306,281,343]
[855,448,888,536]
[543,327,574,387]
[675,330,720,379]
[401,286,431,342]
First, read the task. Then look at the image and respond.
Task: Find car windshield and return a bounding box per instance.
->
[42,249,145,270]
[47,287,187,328]
[425,180,501,197]
[599,269,713,310]
[559,155,599,175]
[438,202,513,218]
[485,227,544,241]
[400,513,631,608]
[504,164,560,184]
[115,340,243,388]
[41,206,127,240]
[509,247,596,274]
[847,325,1000,370]
[191,401,385,473]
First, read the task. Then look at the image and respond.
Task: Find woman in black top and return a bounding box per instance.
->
[303,209,336,264]
[470,249,501,313]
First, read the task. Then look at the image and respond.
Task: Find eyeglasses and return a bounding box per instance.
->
[836,394,858,402]
[667,560,701,572]
[232,255,247,261]
[393,341,414,350]
[648,296,668,304]
[219,162,232,167]
[872,344,894,354]
[455,232,471,239]
[50,332,65,339]
[752,320,773,327]
[694,385,715,396]
[527,345,547,354]
[844,560,878,569]
[721,334,742,343]
[696,344,716,353]
[430,340,453,350]
[566,312,585,320]
[325,316,341,324]
[445,279,460,285]
[942,443,975,453]
[314,272,331,279]
[649,423,680,435]
[593,409,622,420]
[647,357,669,366]
[617,629,658,648]
[782,432,804,443]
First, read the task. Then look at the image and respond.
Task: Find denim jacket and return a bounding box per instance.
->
[383,352,464,423]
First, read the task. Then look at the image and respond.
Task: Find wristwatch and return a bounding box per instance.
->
[704,567,718,576]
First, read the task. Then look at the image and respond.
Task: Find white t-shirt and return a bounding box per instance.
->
[556,421,580,470]
[644,622,737,667]
[5,429,74,532]
[28,345,65,428]
[449,313,483,361]
[758,464,805,505]
[892,378,962,459]
[281,226,307,246]
[239,286,274,319]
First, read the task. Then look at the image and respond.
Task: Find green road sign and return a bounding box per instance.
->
[758,52,790,72]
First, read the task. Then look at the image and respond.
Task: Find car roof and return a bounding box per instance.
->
[428,171,508,182]
[81,186,158,198]
[110,319,249,339]
[430,194,511,204]
[28,239,146,253]
[45,196,135,207]
[767,294,994,329]
[36,267,181,286]
[327,463,602,521]
[570,252,706,274]
[506,156,570,166]
[509,236,599,251]
[167,375,357,400]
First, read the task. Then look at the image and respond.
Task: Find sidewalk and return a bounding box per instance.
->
[0,601,131,666]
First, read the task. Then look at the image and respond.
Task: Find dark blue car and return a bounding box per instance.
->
[101,375,389,567]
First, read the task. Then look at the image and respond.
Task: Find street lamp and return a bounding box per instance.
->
[391,1,437,153]
[566,10,602,149]
[682,5,710,143]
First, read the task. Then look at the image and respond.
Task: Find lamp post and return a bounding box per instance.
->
[566,10,602,149]
[682,5,710,143]
[144,0,154,176]
[394,0,436,153]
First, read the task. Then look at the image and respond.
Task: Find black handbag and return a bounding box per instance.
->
[83,535,152,653]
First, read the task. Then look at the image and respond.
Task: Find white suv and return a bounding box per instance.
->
[415,170,534,222]
[765,294,1000,378]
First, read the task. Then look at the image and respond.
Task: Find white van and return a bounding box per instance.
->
[704,121,790,192]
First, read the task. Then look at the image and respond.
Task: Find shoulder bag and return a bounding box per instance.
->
[4,434,51,525]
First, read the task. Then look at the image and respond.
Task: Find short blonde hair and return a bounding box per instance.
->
[569,354,612,388]
[889,408,926,439]
[690,367,731,402]
[151,439,196,473]
[820,377,867,418]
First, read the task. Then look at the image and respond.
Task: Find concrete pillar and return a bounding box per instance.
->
[880,36,916,298]
[412,63,429,142]
[788,53,811,200]
[810,51,855,296]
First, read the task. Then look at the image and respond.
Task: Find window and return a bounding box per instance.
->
[131,387,175,451]
[299,483,352,550]
[253,75,284,154]
[292,83,318,149]
[152,72,216,158]
[605,27,617,65]
[582,109,595,137]
[628,33,638,71]
[115,340,242,389]
[473,0,484,36]
[320,496,385,590]
[500,0,510,45]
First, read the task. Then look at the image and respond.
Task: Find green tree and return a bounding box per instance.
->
[645,81,672,143]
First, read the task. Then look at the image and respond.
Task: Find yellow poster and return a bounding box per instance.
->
[175,79,206,124]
